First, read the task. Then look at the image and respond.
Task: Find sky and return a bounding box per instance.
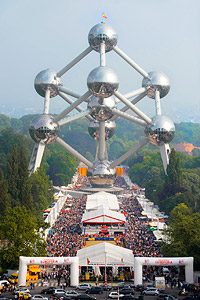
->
[0,0,200,123]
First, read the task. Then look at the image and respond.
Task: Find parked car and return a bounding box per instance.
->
[76,295,96,300]
[120,288,135,295]
[65,291,80,298]
[143,288,159,296]
[135,285,145,292]
[76,284,92,290]
[108,292,124,299]
[14,288,30,295]
[41,287,57,295]
[53,289,67,297]
[17,292,32,300]
[86,287,103,294]
[100,284,112,291]
[31,295,48,300]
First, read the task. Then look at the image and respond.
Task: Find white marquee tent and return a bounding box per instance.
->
[77,242,134,267]
[82,206,126,224]
[86,192,119,211]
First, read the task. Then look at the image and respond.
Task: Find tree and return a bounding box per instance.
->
[0,169,11,216]
[7,144,20,207]
[0,206,48,269]
[30,167,54,218]
[18,147,34,211]
[161,203,200,270]
[166,148,183,187]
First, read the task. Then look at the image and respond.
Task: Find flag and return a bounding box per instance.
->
[87,258,90,264]
[103,13,107,19]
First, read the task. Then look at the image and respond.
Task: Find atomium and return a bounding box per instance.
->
[88,120,116,140]
[88,23,118,52]
[87,66,119,98]
[29,114,60,145]
[34,69,62,98]
[88,95,116,121]
[144,115,175,146]
[29,21,175,180]
[142,71,170,99]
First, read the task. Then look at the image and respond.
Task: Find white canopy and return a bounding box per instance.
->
[77,242,134,267]
[82,206,126,224]
[86,192,119,211]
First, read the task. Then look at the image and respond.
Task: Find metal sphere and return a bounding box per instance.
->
[142,71,170,99]
[88,23,118,52]
[34,69,62,97]
[29,114,60,145]
[87,95,116,121]
[144,115,175,146]
[88,120,116,140]
[87,66,119,98]
[89,160,115,187]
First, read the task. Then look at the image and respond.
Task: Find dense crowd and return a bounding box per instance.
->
[46,176,161,259]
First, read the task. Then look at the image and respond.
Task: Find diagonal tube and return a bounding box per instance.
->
[110,139,149,169]
[56,137,93,168]
[59,86,81,99]
[59,110,91,126]
[54,90,92,122]
[114,90,153,125]
[57,46,93,77]
[113,46,150,79]
[111,109,147,127]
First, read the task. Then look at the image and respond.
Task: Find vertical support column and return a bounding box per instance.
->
[155,89,161,116]
[44,88,50,114]
[18,257,28,286]
[70,257,79,286]
[100,42,106,66]
[98,121,105,161]
[185,258,194,283]
[134,257,143,286]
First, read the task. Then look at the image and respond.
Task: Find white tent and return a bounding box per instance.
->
[77,242,134,267]
[86,192,119,211]
[82,206,126,224]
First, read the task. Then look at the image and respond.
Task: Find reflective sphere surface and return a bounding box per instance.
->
[89,160,115,187]
[87,66,119,98]
[29,114,60,144]
[142,71,170,99]
[144,115,175,145]
[34,69,62,97]
[88,120,116,140]
[88,23,118,52]
[88,95,116,121]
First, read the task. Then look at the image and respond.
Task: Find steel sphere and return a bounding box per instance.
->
[144,115,175,146]
[88,23,118,52]
[142,71,170,99]
[87,66,119,98]
[89,160,115,187]
[88,95,116,121]
[34,69,62,97]
[88,120,116,140]
[29,114,60,144]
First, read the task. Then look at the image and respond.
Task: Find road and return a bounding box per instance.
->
[1,284,185,300]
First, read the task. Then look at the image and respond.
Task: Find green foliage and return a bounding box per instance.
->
[0,206,47,269]
[161,203,200,270]
[30,167,54,218]
[0,169,11,216]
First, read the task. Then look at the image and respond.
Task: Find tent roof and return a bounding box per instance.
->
[86,192,119,211]
[82,206,126,224]
[77,242,134,267]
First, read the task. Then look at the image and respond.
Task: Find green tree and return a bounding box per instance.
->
[161,203,200,270]
[0,169,11,216]
[0,206,47,269]
[30,167,54,218]
[7,144,20,207]
[166,148,183,186]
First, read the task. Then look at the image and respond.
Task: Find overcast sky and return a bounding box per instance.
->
[0,0,200,122]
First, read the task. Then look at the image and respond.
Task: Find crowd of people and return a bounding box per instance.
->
[46,175,161,261]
